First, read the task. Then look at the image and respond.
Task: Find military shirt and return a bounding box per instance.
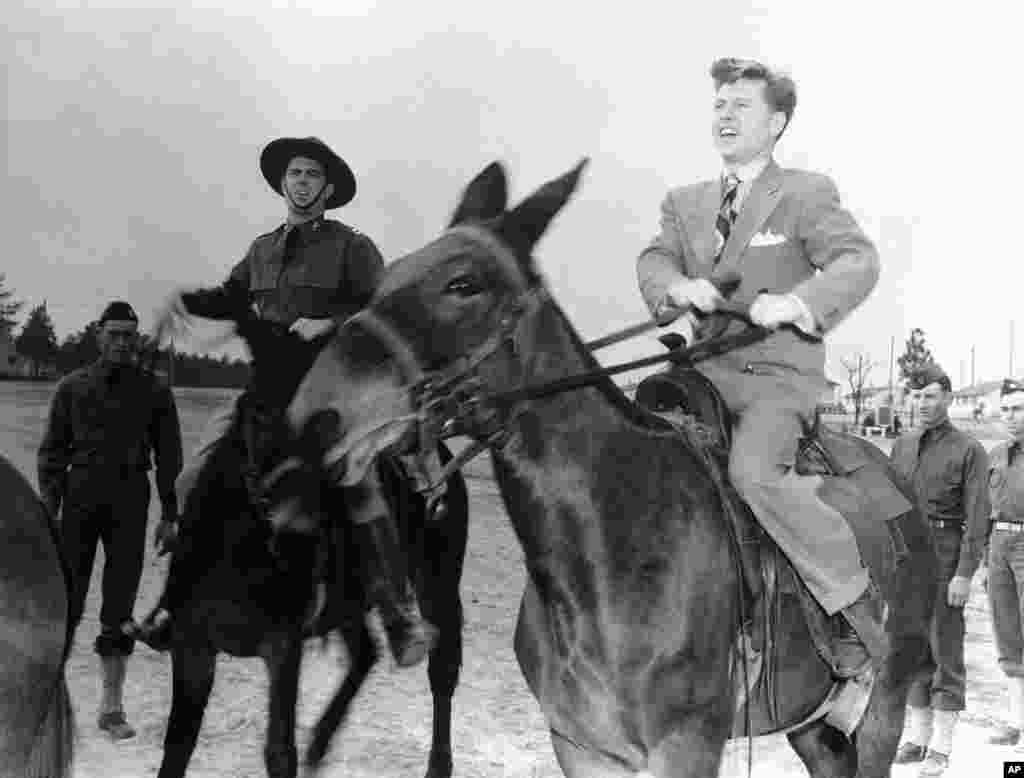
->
[989,441,1024,522]
[37,361,184,515]
[889,418,991,577]
[182,217,384,326]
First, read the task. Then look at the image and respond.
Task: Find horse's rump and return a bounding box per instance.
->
[0,455,75,777]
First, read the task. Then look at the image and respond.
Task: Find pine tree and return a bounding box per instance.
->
[16,302,59,378]
[896,328,935,385]
[0,273,23,337]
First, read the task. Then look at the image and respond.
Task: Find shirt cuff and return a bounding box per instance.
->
[786,294,817,334]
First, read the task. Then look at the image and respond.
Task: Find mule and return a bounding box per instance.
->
[284,160,937,777]
[0,454,75,778]
[149,311,469,778]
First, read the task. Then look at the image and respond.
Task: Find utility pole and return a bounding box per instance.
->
[1012,321,1016,378]
[889,335,895,404]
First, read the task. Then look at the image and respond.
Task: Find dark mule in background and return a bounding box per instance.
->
[149,311,469,778]
[285,161,937,777]
[0,454,75,778]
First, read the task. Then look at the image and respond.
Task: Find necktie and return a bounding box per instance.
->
[713,173,740,265]
[282,224,301,265]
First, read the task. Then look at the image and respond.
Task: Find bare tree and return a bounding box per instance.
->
[841,353,878,428]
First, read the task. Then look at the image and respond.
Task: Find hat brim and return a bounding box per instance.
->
[260,137,356,210]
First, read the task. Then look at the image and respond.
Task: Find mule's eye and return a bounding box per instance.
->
[444,275,483,297]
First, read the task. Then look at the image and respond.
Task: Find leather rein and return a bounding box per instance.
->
[406,285,821,509]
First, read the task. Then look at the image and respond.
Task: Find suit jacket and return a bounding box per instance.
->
[636,161,879,385]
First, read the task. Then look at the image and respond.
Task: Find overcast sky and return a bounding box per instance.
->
[3,0,1012,387]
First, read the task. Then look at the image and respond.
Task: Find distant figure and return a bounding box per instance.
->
[892,414,903,434]
[889,364,991,775]
[136,136,436,667]
[985,378,1024,745]
[636,57,888,678]
[37,300,183,740]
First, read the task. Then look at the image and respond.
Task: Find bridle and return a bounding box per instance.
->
[333,225,822,512]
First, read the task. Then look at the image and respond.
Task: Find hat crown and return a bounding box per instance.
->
[99,300,138,325]
[259,136,356,209]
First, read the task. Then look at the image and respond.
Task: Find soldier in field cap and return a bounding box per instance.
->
[889,363,991,775]
[38,299,183,739]
[985,377,1024,746]
[135,137,437,667]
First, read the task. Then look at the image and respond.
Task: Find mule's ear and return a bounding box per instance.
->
[448,162,509,227]
[499,158,589,255]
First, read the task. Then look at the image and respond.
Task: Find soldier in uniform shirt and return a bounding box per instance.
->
[135,137,435,667]
[890,364,991,775]
[986,378,1024,746]
[38,300,183,739]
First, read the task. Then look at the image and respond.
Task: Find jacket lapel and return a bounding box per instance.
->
[717,161,784,273]
[681,181,724,275]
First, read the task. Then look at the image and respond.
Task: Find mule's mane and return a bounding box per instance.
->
[532,289,680,436]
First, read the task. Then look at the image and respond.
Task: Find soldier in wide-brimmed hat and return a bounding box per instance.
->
[136,137,437,667]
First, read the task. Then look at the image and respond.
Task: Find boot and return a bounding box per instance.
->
[990,677,1024,745]
[921,710,958,776]
[895,706,933,763]
[354,516,437,667]
[834,583,890,678]
[97,655,136,740]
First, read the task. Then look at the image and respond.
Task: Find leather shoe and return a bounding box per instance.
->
[988,726,1021,746]
[918,749,949,776]
[893,742,927,764]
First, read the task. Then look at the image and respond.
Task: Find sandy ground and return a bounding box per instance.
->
[0,380,1019,777]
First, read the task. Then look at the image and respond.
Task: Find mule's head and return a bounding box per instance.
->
[287,159,588,485]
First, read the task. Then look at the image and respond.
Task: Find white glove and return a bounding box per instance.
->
[151,290,190,345]
[288,317,336,341]
[665,278,723,314]
[749,293,816,332]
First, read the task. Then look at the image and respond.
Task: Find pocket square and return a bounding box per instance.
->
[749,230,788,247]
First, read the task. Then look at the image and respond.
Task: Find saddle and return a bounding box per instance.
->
[633,366,914,736]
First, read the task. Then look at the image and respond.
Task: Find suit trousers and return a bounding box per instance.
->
[697,357,869,615]
[988,528,1024,678]
[61,466,151,655]
[908,524,967,711]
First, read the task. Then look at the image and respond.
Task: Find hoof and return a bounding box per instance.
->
[97,711,136,740]
[390,620,439,668]
[425,747,453,778]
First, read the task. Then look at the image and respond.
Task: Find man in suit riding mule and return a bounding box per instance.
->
[133,136,437,667]
[636,58,891,678]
